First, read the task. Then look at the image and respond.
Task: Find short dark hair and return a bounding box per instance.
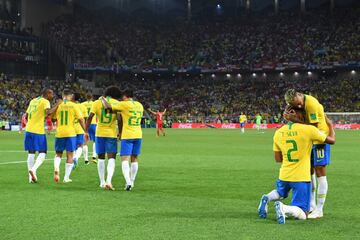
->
[86,93,93,100]
[42,88,53,96]
[104,86,122,99]
[122,89,133,98]
[73,92,82,102]
[62,89,72,97]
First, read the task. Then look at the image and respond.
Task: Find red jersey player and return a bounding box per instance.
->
[148,108,166,137]
[46,116,53,134]
[20,113,27,133]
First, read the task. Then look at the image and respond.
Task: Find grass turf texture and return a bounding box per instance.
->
[0,129,359,240]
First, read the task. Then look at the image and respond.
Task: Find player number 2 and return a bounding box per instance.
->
[286,140,299,163]
[128,111,142,126]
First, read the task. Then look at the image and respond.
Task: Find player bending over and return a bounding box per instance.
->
[72,92,88,168]
[26,89,59,183]
[101,89,144,191]
[53,89,88,183]
[258,107,335,224]
[81,93,97,164]
[284,89,331,219]
[148,108,166,137]
[239,112,247,133]
[85,86,123,190]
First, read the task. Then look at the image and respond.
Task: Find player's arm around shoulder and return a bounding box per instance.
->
[308,120,336,145]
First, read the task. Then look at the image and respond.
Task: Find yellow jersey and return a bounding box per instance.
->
[304,95,329,138]
[55,100,83,138]
[75,103,88,134]
[112,100,144,140]
[239,114,247,123]
[81,100,97,124]
[273,123,327,182]
[26,97,50,134]
[91,97,120,138]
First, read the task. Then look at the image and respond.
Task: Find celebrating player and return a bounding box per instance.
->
[148,108,166,137]
[101,89,144,191]
[72,92,88,168]
[53,89,87,183]
[85,86,123,190]
[46,116,53,134]
[284,89,331,218]
[258,107,335,224]
[81,93,97,164]
[26,89,59,183]
[19,112,27,134]
[239,112,247,133]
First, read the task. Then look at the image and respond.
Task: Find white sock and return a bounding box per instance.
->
[27,154,35,181]
[83,145,88,161]
[121,161,131,186]
[64,163,73,180]
[31,153,46,173]
[97,159,105,186]
[266,189,280,201]
[241,128,244,133]
[282,204,306,220]
[317,176,328,212]
[310,173,317,210]
[92,142,97,158]
[75,147,83,160]
[106,158,115,184]
[130,162,138,183]
[54,156,61,172]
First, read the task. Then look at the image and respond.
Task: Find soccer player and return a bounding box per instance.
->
[284,89,331,218]
[239,112,247,133]
[81,93,97,164]
[26,89,59,183]
[46,116,53,134]
[20,112,27,134]
[101,89,144,191]
[53,89,87,183]
[72,92,88,167]
[148,108,166,137]
[85,86,123,190]
[258,107,335,224]
[255,113,262,130]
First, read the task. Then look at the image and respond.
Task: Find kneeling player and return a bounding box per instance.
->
[257,108,335,224]
[53,89,87,183]
[101,89,144,191]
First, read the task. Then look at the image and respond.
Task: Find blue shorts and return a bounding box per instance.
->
[89,124,96,141]
[55,137,77,152]
[240,122,245,128]
[276,179,311,212]
[311,144,330,166]
[76,134,84,146]
[24,132,47,152]
[95,137,117,155]
[120,139,142,156]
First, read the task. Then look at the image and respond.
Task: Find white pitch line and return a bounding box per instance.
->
[0,158,53,165]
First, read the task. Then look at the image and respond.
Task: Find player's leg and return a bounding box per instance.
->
[24,132,36,183]
[310,167,317,212]
[63,137,76,183]
[89,124,97,162]
[73,134,84,168]
[130,139,142,188]
[120,139,133,190]
[309,144,330,218]
[104,138,118,191]
[95,137,106,188]
[83,135,89,164]
[53,137,64,183]
[29,134,48,182]
[258,179,289,219]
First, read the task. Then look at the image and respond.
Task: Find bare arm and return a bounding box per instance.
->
[324,116,336,145]
[162,109,167,115]
[117,113,123,140]
[85,113,94,133]
[100,96,113,111]
[46,99,62,116]
[274,151,283,163]
[79,118,89,140]
[147,108,156,115]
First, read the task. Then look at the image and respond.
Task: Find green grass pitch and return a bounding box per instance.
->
[0,129,359,239]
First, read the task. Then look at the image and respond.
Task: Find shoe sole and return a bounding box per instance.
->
[274,202,285,224]
[258,196,268,219]
[29,170,37,183]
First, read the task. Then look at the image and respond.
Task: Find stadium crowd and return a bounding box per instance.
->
[46,8,360,68]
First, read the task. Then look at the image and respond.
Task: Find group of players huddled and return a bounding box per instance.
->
[23,86,153,191]
[258,89,336,224]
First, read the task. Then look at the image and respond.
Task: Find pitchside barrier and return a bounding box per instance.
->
[171,123,360,129]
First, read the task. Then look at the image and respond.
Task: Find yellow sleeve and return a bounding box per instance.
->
[306,99,320,124]
[309,126,327,143]
[90,101,98,115]
[273,132,281,151]
[112,101,126,112]
[82,106,88,118]
[74,105,83,120]
[43,99,50,110]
